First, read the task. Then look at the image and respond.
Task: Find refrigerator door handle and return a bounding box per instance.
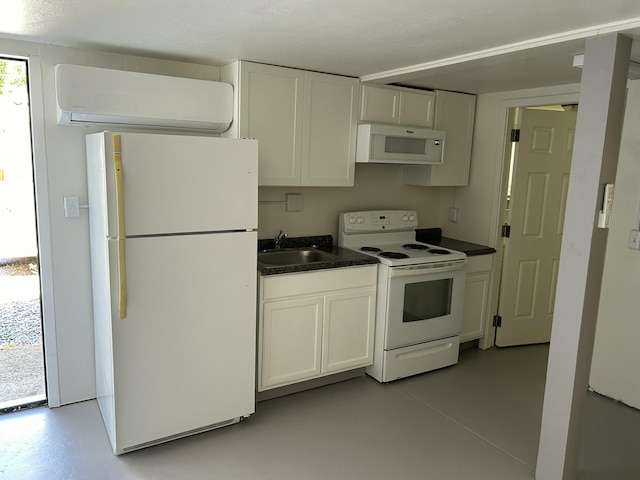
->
[113,134,127,319]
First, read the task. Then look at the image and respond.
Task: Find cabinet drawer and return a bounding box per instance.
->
[262,265,377,300]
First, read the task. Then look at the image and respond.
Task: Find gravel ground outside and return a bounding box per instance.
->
[0,258,46,407]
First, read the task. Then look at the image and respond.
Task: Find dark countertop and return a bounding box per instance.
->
[415,228,496,256]
[257,235,379,276]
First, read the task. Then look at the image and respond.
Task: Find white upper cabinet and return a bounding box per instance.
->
[404,90,476,186]
[360,84,435,128]
[222,61,358,187]
[302,72,359,186]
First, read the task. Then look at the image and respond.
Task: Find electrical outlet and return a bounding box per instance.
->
[628,230,640,250]
[448,207,459,223]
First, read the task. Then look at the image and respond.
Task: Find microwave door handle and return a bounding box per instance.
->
[390,263,466,278]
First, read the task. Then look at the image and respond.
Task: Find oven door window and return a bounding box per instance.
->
[403,278,452,323]
[384,267,465,350]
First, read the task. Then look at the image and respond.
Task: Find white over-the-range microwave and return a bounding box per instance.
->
[355,123,446,165]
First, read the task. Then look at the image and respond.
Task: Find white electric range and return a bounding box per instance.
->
[338,210,467,382]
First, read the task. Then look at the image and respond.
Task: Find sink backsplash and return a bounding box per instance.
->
[258,234,333,252]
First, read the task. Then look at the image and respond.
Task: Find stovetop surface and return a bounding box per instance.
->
[348,240,466,266]
[338,210,466,267]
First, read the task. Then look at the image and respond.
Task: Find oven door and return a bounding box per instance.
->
[384,261,466,350]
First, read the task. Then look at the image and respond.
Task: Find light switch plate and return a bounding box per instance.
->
[63,196,80,218]
[448,207,459,223]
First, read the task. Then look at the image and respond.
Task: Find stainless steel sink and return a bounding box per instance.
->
[258,248,340,267]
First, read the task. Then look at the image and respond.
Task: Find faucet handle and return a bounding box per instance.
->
[274,230,287,248]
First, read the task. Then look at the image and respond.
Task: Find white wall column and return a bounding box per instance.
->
[535,33,631,479]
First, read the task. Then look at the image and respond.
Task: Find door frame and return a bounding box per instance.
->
[1,51,60,406]
[481,91,580,349]
[494,106,577,347]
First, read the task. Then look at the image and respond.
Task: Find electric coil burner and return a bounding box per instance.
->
[379,252,410,259]
[403,243,430,250]
[338,210,467,383]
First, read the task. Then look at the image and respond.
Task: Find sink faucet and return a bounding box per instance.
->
[274,230,287,249]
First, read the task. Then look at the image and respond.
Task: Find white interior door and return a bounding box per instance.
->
[496,108,577,346]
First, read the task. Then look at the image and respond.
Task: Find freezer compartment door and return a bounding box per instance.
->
[87,132,257,237]
[106,231,256,453]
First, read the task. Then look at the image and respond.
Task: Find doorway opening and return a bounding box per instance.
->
[0,56,47,412]
[494,104,578,347]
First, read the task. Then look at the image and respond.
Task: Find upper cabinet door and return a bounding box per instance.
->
[360,85,435,128]
[428,90,476,186]
[360,85,400,124]
[398,89,434,128]
[238,63,304,186]
[302,72,358,187]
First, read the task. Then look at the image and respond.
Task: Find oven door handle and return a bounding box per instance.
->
[390,261,467,278]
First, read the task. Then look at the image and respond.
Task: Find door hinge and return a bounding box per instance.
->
[493,315,502,327]
[510,128,520,142]
[501,224,511,238]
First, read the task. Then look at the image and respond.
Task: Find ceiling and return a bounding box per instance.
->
[2,0,640,93]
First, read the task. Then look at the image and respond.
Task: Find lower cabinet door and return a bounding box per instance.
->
[322,288,376,374]
[461,272,491,342]
[261,296,323,389]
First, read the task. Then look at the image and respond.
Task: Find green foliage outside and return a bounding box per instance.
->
[0,61,27,95]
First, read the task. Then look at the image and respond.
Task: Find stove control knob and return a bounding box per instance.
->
[402,215,409,222]
[409,214,416,222]
[348,216,356,224]
[357,217,364,224]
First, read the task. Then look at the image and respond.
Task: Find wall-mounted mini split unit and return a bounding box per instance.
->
[55,64,233,133]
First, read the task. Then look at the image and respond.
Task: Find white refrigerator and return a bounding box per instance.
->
[85,131,258,454]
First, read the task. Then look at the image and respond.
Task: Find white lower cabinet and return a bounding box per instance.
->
[460,254,494,343]
[261,296,323,387]
[322,290,376,374]
[258,266,377,391]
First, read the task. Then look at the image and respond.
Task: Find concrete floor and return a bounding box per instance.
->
[1,344,639,480]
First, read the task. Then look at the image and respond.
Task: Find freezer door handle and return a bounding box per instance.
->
[113,134,127,319]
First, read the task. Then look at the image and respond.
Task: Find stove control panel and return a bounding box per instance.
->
[340,210,419,232]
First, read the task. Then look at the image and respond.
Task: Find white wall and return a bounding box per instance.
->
[0,37,221,405]
[590,79,640,410]
[257,163,445,239]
